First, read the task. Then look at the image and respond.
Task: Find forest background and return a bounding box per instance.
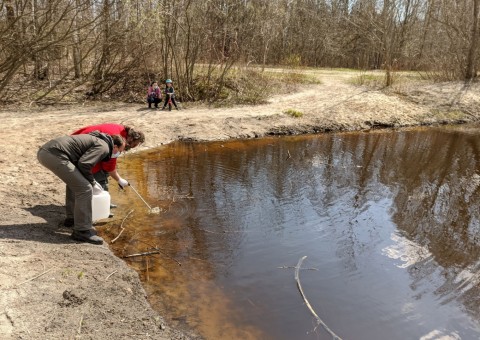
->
[1,0,480,106]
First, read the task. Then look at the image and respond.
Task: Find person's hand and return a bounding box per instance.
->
[92,182,103,195]
[118,178,129,189]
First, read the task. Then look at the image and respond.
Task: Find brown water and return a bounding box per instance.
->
[107,126,480,340]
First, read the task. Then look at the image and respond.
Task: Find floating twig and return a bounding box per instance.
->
[294,256,342,340]
[199,228,255,234]
[123,250,161,258]
[286,149,292,160]
[111,229,126,244]
[105,270,118,281]
[17,267,55,286]
[111,209,134,243]
[156,249,182,266]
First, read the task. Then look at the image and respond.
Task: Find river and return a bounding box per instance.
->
[108,125,480,340]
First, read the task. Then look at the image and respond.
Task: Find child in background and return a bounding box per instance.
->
[147,81,162,109]
[162,79,179,111]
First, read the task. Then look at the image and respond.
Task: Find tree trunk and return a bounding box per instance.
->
[72,0,83,79]
[466,0,480,80]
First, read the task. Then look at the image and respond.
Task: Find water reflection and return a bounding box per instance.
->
[105,126,480,339]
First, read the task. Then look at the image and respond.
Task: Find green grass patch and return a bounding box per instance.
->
[431,109,467,120]
[283,108,303,118]
[262,71,321,85]
[328,68,362,72]
[349,73,385,87]
[191,67,321,106]
[349,71,424,88]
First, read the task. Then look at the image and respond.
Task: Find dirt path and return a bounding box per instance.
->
[1,69,479,339]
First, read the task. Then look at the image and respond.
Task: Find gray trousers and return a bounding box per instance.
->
[37,148,93,231]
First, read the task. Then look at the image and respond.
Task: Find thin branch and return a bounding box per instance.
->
[278,265,318,271]
[17,267,55,286]
[286,149,291,160]
[133,239,182,266]
[111,209,134,243]
[123,250,161,258]
[111,228,125,244]
[146,256,150,282]
[294,256,342,340]
[105,270,118,281]
[152,248,182,266]
[77,313,84,335]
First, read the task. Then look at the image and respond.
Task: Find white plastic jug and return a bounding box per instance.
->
[92,191,111,221]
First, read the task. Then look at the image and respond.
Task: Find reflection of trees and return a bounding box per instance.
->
[301,128,480,317]
[386,129,480,265]
[124,127,480,324]
[383,128,480,317]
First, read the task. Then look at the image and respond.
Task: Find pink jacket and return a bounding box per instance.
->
[147,86,162,99]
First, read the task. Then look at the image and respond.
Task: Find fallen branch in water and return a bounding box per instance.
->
[134,239,182,266]
[123,250,160,258]
[154,248,182,266]
[111,209,134,243]
[295,256,342,340]
[146,256,150,282]
[199,228,253,234]
[278,265,318,271]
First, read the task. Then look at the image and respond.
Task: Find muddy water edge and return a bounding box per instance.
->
[102,125,480,340]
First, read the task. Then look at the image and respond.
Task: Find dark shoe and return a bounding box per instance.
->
[175,107,179,110]
[110,203,117,209]
[108,213,114,218]
[71,229,103,245]
[64,218,74,228]
[161,107,165,111]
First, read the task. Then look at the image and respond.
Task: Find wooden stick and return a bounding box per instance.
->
[134,239,182,266]
[77,313,84,334]
[121,209,134,227]
[129,184,153,210]
[17,267,54,286]
[278,265,319,271]
[155,249,182,266]
[199,228,252,234]
[111,228,126,244]
[294,256,342,340]
[111,209,134,243]
[123,250,160,258]
[105,270,118,281]
[146,256,150,282]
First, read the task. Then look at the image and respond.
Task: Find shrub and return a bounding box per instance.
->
[283,108,303,118]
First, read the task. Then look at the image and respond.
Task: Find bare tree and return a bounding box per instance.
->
[466,0,480,80]
[2,0,480,104]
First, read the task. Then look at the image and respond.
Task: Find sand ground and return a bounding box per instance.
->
[1,69,479,339]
